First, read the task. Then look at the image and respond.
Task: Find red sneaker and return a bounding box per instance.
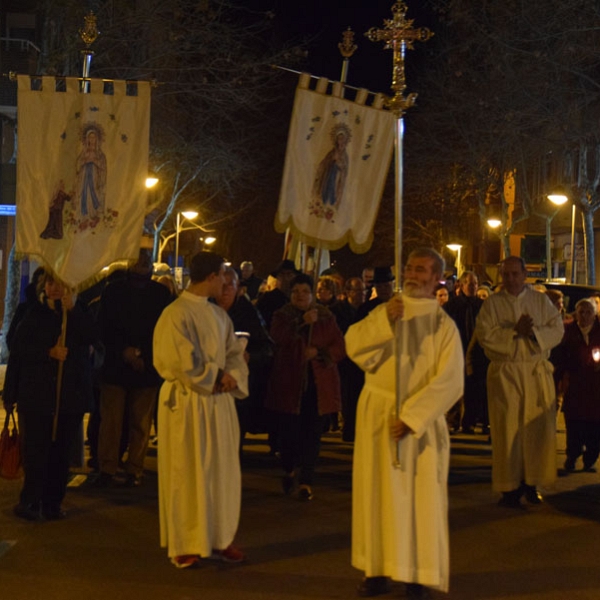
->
[171,554,201,569]
[209,544,247,563]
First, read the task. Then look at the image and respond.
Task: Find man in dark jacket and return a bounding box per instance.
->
[255,259,299,329]
[95,250,170,487]
[215,267,274,453]
[444,271,488,434]
[355,266,395,321]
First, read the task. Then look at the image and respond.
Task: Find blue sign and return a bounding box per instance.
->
[0,205,16,216]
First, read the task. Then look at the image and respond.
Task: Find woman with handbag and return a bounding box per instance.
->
[3,272,97,521]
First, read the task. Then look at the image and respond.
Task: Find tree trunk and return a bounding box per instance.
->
[582,207,596,285]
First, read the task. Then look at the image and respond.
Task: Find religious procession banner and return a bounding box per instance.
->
[276,73,395,253]
[16,75,151,289]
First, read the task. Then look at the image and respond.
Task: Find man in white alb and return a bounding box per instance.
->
[346,248,464,599]
[475,255,563,507]
[153,251,249,568]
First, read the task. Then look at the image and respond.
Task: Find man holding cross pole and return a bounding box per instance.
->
[345,248,463,599]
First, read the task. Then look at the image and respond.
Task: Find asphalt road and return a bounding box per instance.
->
[1,419,600,600]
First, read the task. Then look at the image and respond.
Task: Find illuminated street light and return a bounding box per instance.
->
[547,186,568,206]
[547,187,576,283]
[204,236,216,245]
[175,210,199,279]
[145,174,159,188]
[487,218,501,229]
[446,243,463,277]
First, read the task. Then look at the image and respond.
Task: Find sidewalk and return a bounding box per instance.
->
[1,420,599,599]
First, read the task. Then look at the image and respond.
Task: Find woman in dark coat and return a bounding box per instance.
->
[4,273,97,520]
[557,298,600,472]
[265,273,345,500]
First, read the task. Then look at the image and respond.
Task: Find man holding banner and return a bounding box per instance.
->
[345,249,463,599]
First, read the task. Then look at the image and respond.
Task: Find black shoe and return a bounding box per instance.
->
[498,490,522,508]
[14,503,45,522]
[583,464,597,473]
[406,583,432,599]
[357,576,391,597]
[123,473,142,487]
[91,472,114,488]
[461,426,475,434]
[282,473,296,495]
[43,505,67,520]
[522,485,543,504]
[564,458,576,472]
[298,485,313,501]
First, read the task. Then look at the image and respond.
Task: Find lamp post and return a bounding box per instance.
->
[174,210,198,281]
[547,188,574,282]
[446,243,462,277]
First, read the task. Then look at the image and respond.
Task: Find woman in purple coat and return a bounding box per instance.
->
[557,298,600,472]
[265,273,345,500]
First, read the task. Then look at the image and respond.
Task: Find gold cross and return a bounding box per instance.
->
[365,1,433,116]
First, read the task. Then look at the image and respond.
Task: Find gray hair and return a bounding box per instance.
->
[407,248,445,279]
[576,297,598,314]
[224,266,239,283]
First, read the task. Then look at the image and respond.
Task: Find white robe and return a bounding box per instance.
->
[153,291,248,558]
[345,297,463,592]
[475,286,563,492]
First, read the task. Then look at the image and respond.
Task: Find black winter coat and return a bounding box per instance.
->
[5,300,98,415]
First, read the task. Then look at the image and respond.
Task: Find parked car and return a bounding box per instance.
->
[541,282,600,313]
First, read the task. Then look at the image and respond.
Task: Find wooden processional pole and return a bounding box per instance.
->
[365,1,433,468]
[52,12,99,442]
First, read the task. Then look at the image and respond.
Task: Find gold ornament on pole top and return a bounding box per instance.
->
[338,27,358,60]
[365,1,433,116]
[80,11,99,92]
[79,12,99,48]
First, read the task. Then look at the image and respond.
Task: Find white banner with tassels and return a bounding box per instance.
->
[276,73,394,253]
[16,75,151,289]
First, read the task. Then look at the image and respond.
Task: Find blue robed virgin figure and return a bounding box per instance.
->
[76,123,107,219]
[313,123,351,211]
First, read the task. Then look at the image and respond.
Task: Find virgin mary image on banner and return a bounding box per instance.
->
[312,123,351,216]
[76,123,107,219]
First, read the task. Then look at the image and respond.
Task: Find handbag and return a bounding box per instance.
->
[0,409,23,479]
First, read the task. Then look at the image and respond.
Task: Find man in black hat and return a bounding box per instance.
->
[255,259,300,330]
[356,266,395,321]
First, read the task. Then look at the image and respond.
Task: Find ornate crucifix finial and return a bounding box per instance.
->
[365,1,433,116]
[338,27,358,60]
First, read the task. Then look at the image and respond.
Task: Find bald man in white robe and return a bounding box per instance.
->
[476,256,563,507]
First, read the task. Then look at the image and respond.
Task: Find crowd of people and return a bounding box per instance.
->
[4,248,600,599]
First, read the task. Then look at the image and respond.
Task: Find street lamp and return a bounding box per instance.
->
[174,210,199,277]
[446,243,463,277]
[547,187,575,282]
[145,174,159,189]
[199,236,217,251]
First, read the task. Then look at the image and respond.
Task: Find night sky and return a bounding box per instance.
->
[246,0,436,95]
